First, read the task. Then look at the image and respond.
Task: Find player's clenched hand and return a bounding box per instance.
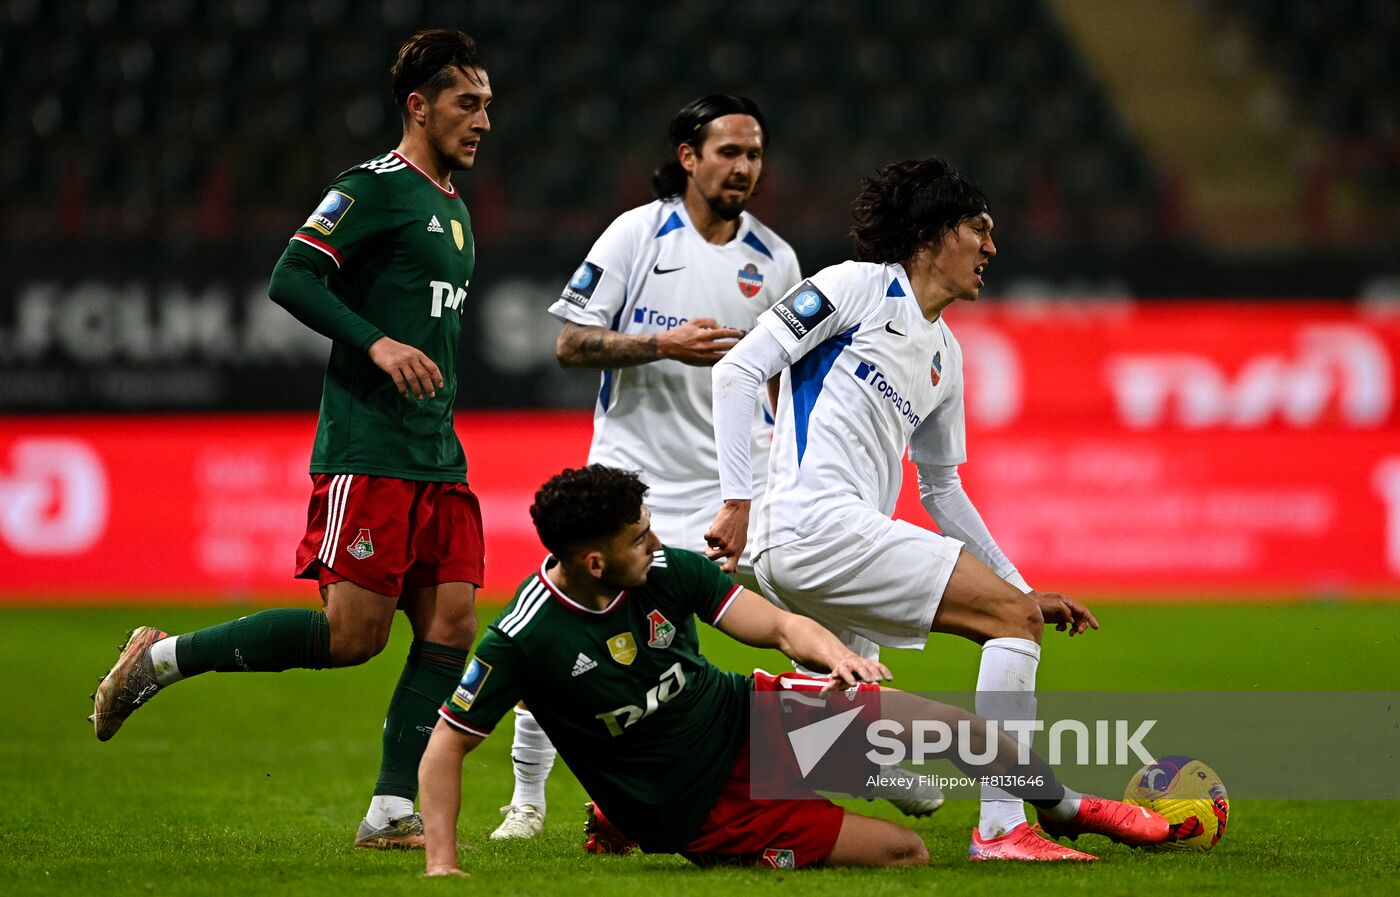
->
[659,317,744,367]
[822,656,892,692]
[1033,591,1099,637]
[368,336,444,401]
[704,499,750,574]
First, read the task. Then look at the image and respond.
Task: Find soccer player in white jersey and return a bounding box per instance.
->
[705,158,1166,860]
[490,96,803,840]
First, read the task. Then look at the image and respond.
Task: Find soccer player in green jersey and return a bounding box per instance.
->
[418,466,1169,873]
[92,30,493,850]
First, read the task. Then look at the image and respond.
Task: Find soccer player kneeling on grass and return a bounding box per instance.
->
[417,465,1168,873]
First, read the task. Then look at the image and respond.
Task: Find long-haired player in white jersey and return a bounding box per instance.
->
[704,158,1168,860]
[490,95,803,841]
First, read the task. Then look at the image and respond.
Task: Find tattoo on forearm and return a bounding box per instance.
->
[567,326,661,367]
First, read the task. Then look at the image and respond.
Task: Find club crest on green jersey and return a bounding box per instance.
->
[451,219,465,251]
[647,610,676,649]
[607,633,638,666]
[346,528,374,560]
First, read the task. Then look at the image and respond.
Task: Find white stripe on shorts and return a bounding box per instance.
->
[318,474,352,568]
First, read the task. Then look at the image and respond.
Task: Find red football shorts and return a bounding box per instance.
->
[680,671,882,869]
[295,473,484,596]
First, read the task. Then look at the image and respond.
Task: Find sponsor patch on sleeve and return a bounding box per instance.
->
[560,261,604,308]
[446,657,492,714]
[771,280,836,340]
[304,190,355,235]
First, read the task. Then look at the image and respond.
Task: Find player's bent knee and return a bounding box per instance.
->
[325,623,392,667]
[421,606,477,649]
[404,583,479,649]
[828,815,929,867]
[887,829,929,866]
[444,604,478,639]
[1020,599,1044,643]
[326,639,381,667]
[986,594,1042,643]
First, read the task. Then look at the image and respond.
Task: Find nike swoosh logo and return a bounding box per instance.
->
[652,264,685,275]
[884,322,906,337]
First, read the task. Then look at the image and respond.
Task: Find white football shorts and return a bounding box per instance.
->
[754,509,964,656]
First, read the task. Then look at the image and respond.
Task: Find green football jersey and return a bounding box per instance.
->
[286,151,475,482]
[439,547,752,853]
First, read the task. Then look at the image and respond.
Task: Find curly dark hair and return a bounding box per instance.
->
[390,29,486,121]
[652,94,768,200]
[849,157,988,264]
[530,465,650,556]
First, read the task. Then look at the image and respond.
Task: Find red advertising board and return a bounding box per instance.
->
[1,303,1397,601]
[904,301,1400,595]
[0,413,595,602]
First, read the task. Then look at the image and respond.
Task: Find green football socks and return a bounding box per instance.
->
[168,616,465,803]
[174,609,331,675]
[374,640,469,800]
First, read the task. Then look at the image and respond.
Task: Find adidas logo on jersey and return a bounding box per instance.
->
[571,653,598,677]
[427,215,444,233]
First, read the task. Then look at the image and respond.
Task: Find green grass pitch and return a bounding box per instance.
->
[4,601,1398,896]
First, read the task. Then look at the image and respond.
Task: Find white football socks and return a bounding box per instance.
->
[365,794,414,828]
[509,707,556,813]
[149,636,184,687]
[976,636,1041,838]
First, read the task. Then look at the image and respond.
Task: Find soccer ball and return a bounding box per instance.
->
[1123,755,1229,851]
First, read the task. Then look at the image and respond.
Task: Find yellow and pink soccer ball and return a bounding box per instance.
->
[1123,755,1229,851]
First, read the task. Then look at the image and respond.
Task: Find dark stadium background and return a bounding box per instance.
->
[1,0,1397,599]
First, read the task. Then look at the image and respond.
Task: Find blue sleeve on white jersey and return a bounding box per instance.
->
[757,263,878,366]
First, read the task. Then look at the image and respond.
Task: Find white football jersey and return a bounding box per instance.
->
[752,261,967,553]
[548,198,801,529]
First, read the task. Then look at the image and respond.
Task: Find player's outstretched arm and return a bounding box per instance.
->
[708,327,791,569]
[917,461,1096,639]
[419,719,483,876]
[915,462,1032,592]
[715,590,891,690]
[556,319,743,369]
